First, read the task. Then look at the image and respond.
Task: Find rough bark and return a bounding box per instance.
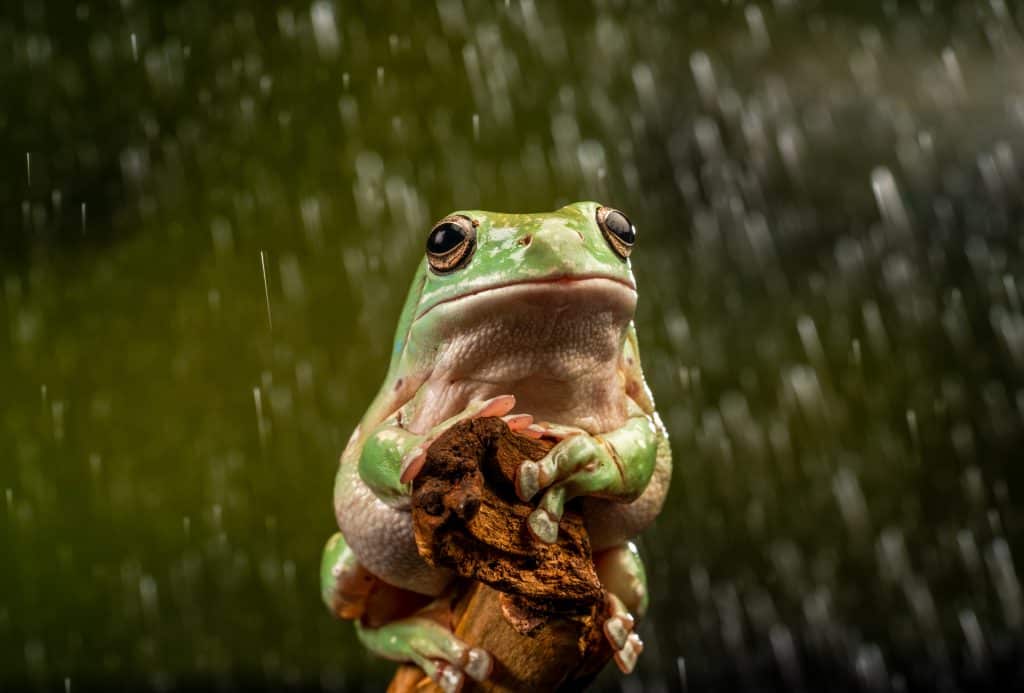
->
[388,417,613,691]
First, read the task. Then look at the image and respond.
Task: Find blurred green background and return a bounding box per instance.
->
[3,1,1024,691]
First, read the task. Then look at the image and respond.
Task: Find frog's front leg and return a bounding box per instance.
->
[358,394,527,506]
[338,393,530,595]
[514,400,658,544]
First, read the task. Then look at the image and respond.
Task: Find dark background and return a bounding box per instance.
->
[2,1,1024,690]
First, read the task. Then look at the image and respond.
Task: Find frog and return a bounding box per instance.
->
[320,201,672,691]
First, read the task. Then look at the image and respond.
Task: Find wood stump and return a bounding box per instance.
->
[387,417,614,692]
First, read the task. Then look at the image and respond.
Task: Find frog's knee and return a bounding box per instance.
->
[595,542,649,617]
[321,532,376,619]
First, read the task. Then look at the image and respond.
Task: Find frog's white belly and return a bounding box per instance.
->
[338,279,660,595]
[406,286,633,434]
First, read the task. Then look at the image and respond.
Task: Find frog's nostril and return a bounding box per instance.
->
[518,234,532,247]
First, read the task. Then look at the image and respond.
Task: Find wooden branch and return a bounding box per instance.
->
[388,417,613,692]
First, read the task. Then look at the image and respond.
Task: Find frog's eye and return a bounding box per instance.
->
[596,206,636,259]
[426,214,477,273]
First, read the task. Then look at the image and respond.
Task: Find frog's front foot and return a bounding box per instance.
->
[356,616,492,692]
[513,423,619,544]
[514,413,657,544]
[399,394,530,484]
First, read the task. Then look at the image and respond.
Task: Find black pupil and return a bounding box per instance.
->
[427,222,465,254]
[606,211,635,244]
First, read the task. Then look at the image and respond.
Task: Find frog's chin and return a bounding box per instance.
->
[415,275,638,332]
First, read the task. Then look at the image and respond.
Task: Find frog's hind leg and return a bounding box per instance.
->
[321,533,492,692]
[321,532,377,619]
[595,542,648,674]
[356,616,492,693]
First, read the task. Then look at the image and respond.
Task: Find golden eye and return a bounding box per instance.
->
[426,215,476,273]
[596,206,636,259]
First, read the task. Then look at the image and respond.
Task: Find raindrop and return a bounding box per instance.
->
[871,167,911,235]
[796,315,825,368]
[25,152,31,186]
[986,539,1023,628]
[877,527,910,583]
[769,624,802,688]
[959,609,987,666]
[862,301,890,357]
[310,1,340,59]
[253,387,268,443]
[210,217,234,256]
[854,643,888,690]
[139,575,159,620]
[260,251,273,331]
[279,255,307,304]
[130,33,138,62]
[906,409,919,449]
[941,47,966,98]
[689,51,716,107]
[833,467,870,538]
[745,5,771,52]
[299,197,324,248]
[52,400,65,442]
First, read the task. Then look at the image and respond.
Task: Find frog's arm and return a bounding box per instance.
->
[352,395,525,506]
[515,399,659,542]
[356,412,418,506]
[516,322,671,544]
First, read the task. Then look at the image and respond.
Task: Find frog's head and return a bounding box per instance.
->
[402,201,639,362]
[416,200,637,314]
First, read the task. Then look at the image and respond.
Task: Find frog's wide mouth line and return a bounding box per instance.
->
[416,274,637,320]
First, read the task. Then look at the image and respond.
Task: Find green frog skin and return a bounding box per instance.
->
[321,202,672,691]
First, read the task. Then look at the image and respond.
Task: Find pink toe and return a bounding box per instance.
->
[477,394,516,418]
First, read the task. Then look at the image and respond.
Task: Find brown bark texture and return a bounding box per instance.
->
[387,417,614,692]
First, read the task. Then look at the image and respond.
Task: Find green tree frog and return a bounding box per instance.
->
[321,202,672,691]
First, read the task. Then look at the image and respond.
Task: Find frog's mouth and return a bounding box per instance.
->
[416,274,637,322]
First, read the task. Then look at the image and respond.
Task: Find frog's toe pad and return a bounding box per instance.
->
[613,632,644,674]
[463,648,492,682]
[436,663,464,693]
[604,613,633,650]
[516,460,540,501]
[503,413,534,432]
[527,508,559,544]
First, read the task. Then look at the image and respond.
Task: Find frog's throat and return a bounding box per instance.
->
[414,273,637,321]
